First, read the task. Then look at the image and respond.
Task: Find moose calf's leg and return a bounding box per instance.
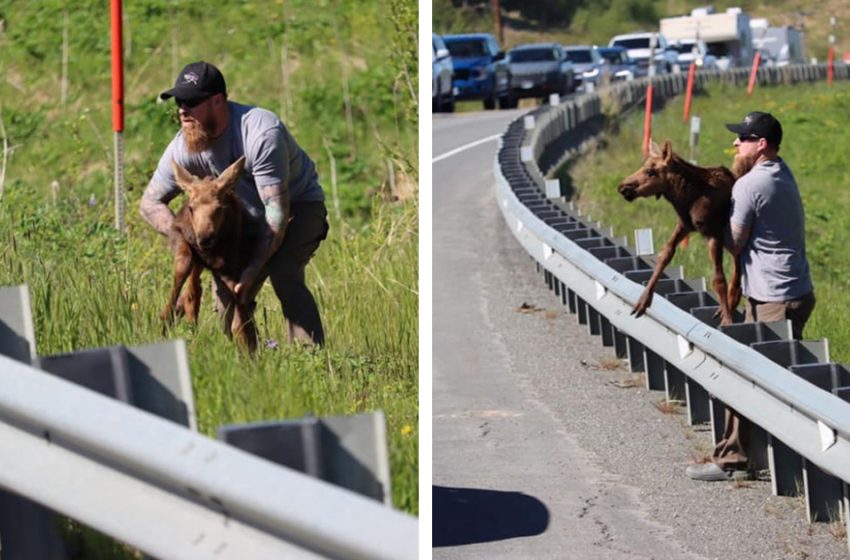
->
[212,275,237,338]
[633,223,689,317]
[231,305,258,354]
[728,254,742,313]
[182,261,203,323]
[162,242,194,324]
[707,237,733,325]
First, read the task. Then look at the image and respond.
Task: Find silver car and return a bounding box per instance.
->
[563,45,609,90]
[432,33,455,113]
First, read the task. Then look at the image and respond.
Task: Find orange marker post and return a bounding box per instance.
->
[747,51,761,95]
[110,0,125,232]
[683,62,696,121]
[642,84,653,158]
[828,47,835,86]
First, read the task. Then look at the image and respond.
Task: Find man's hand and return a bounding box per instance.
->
[234,266,260,303]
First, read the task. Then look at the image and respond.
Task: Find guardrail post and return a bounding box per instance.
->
[613,328,628,359]
[0,285,36,363]
[576,296,588,325]
[664,363,687,402]
[685,377,711,425]
[34,341,196,429]
[790,363,850,522]
[587,304,602,336]
[643,348,666,391]
[599,315,614,347]
[627,337,645,373]
[751,338,829,497]
[218,412,392,506]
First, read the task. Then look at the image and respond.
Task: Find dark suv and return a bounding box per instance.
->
[507,43,575,102]
[443,33,512,110]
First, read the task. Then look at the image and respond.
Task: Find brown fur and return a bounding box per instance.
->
[160,156,258,352]
[617,140,741,325]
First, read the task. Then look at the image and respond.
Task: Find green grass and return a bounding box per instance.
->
[563,80,850,363]
[0,0,417,554]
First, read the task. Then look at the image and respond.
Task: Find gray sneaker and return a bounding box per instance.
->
[686,462,750,481]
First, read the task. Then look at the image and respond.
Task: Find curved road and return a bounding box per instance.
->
[431,110,848,559]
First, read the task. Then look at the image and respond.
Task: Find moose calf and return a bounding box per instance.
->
[617,141,741,326]
[161,156,258,352]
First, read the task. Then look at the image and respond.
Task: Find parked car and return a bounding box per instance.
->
[608,32,678,76]
[432,33,455,113]
[597,46,638,81]
[669,38,718,71]
[563,45,608,90]
[442,33,512,110]
[507,43,575,102]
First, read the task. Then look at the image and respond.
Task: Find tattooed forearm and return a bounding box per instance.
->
[140,193,175,236]
[258,183,290,242]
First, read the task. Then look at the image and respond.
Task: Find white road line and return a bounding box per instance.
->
[432,133,502,164]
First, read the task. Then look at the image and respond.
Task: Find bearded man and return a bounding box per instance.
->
[686,111,815,482]
[140,61,328,345]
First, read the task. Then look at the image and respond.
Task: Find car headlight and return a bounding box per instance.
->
[695,58,704,67]
[582,68,599,78]
[471,66,488,80]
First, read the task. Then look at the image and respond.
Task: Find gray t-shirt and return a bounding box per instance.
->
[729,158,812,301]
[150,101,323,231]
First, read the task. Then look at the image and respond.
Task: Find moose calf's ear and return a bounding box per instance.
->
[172,160,199,194]
[216,156,246,191]
[662,140,673,164]
[648,139,660,158]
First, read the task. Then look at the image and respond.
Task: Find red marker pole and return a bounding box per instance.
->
[747,51,761,95]
[683,62,696,121]
[828,47,835,86]
[829,16,836,87]
[110,0,125,232]
[642,84,653,158]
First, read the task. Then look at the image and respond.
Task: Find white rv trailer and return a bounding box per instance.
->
[660,7,754,70]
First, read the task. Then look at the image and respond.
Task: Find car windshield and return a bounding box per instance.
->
[613,38,650,50]
[445,39,489,58]
[600,50,626,64]
[671,43,697,54]
[510,48,558,63]
[565,50,593,63]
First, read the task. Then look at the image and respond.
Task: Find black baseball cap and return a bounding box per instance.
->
[160,61,227,102]
[725,111,782,146]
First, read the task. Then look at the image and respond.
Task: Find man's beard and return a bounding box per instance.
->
[182,117,216,153]
[731,150,758,179]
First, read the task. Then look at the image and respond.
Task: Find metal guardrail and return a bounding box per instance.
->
[0,284,417,560]
[0,354,418,560]
[494,63,850,545]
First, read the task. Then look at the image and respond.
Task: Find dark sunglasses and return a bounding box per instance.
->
[175,95,211,109]
[737,134,760,142]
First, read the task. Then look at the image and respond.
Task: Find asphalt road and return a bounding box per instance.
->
[431,109,849,559]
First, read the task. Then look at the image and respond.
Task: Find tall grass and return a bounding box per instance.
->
[563,80,850,363]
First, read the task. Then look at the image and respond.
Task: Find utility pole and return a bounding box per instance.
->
[492,0,503,45]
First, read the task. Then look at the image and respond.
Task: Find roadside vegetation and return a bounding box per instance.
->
[563,80,850,363]
[0,0,417,553]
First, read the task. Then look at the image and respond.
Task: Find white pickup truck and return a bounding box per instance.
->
[608,32,679,76]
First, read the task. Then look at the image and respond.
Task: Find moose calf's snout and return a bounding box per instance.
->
[618,182,636,201]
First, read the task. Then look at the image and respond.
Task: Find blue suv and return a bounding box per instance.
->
[443,33,513,110]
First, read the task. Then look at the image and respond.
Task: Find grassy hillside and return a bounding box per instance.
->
[563,80,850,362]
[0,0,418,551]
[434,0,844,60]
